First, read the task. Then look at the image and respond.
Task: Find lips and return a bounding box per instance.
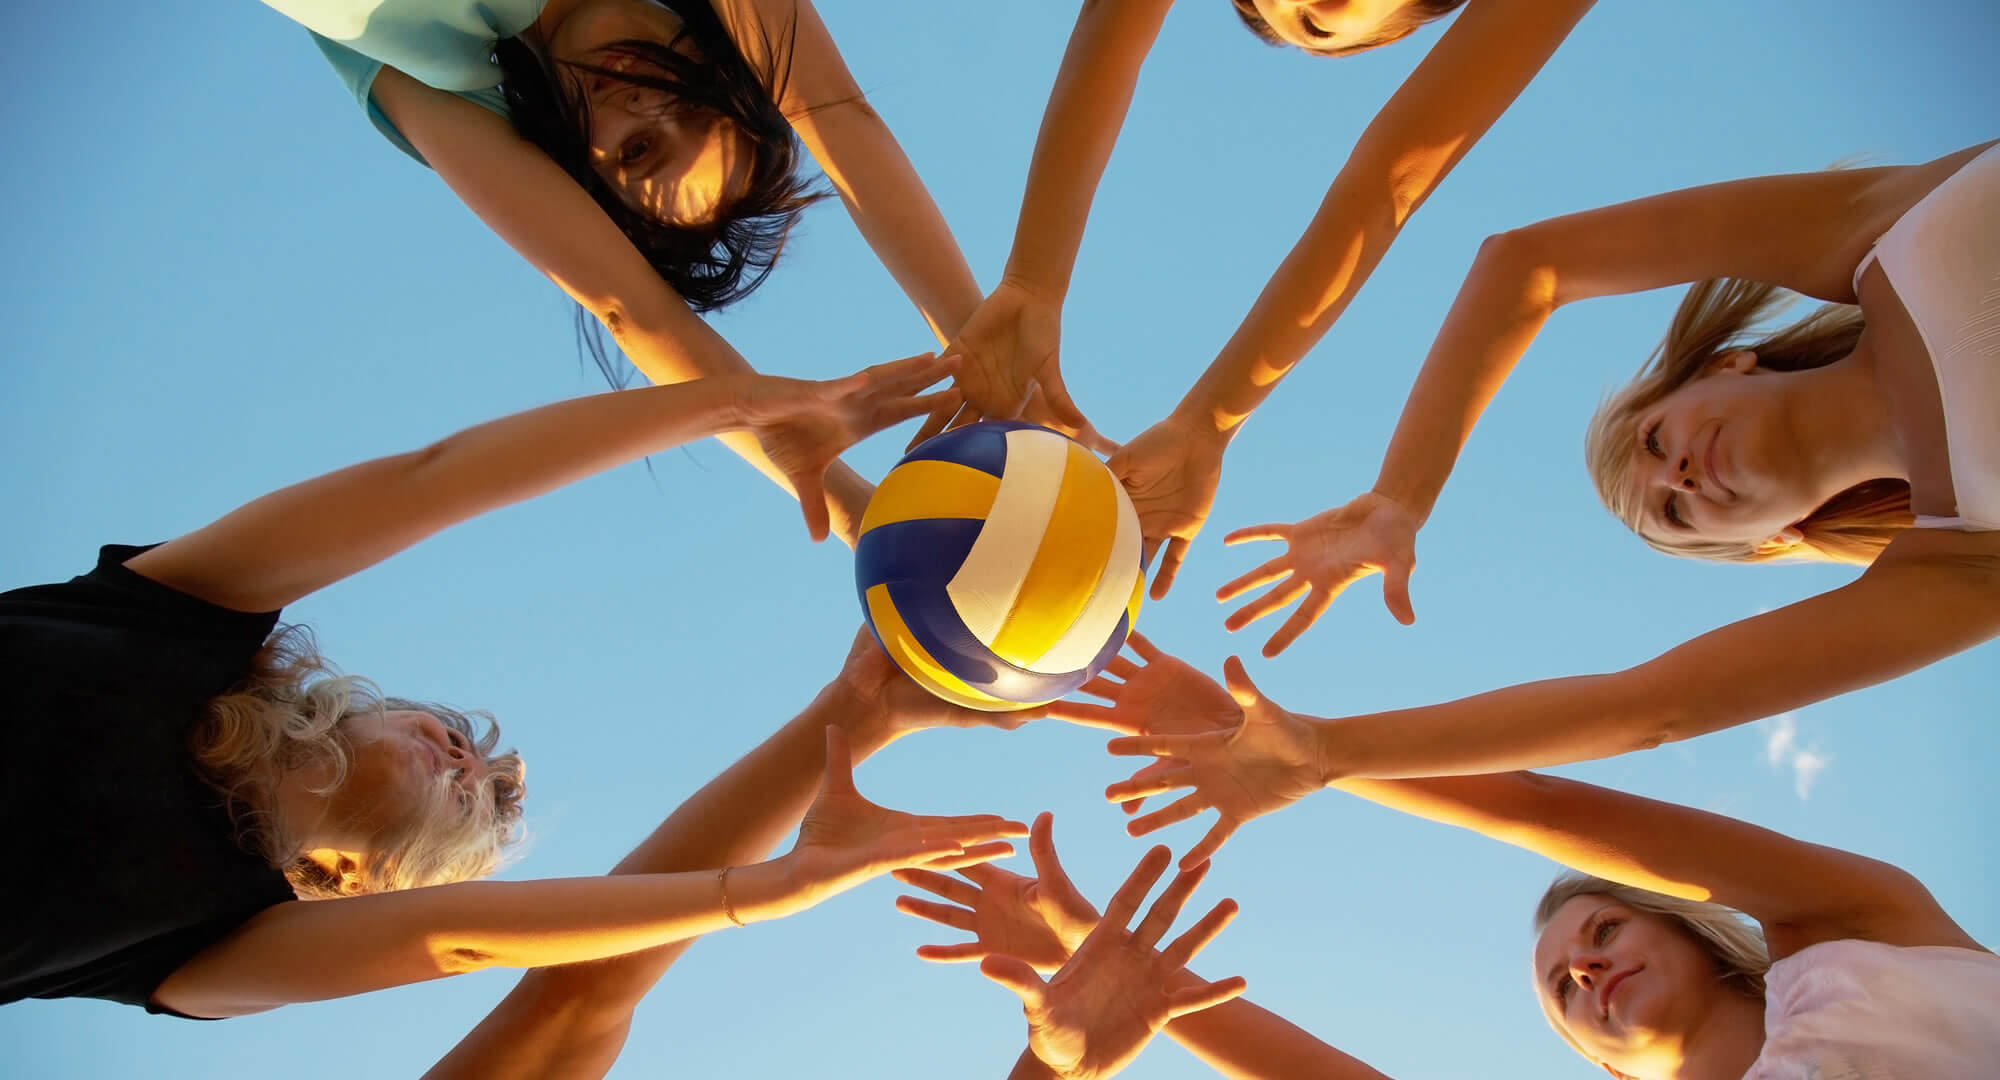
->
[1599,968,1638,1017]
[1702,426,1734,500]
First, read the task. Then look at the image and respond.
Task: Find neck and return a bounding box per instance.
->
[1666,987,1766,1080]
[1781,349,1906,498]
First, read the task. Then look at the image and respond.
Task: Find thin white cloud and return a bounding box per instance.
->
[1758,712,1831,800]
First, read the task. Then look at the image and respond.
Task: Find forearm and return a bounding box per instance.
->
[1000,0,1174,299]
[809,104,984,342]
[1366,232,1556,521]
[427,688,879,1079]
[1161,971,1392,1080]
[1173,175,1408,439]
[614,309,873,546]
[1314,668,1672,781]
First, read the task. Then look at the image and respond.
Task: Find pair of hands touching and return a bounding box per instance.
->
[882,286,1425,656]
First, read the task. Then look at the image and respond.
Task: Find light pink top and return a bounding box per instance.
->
[1744,938,2000,1079]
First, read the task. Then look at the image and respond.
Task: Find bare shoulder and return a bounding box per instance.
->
[1836,140,2000,274]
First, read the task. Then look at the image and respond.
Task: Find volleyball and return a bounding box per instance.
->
[855,420,1145,711]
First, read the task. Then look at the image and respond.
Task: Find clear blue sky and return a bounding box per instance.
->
[3,1,1994,1077]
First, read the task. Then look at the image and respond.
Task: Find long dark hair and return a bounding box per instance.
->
[495,1,828,385]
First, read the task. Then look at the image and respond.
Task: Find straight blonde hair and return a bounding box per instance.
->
[1531,873,1770,1077]
[1584,277,1909,564]
[194,624,526,898]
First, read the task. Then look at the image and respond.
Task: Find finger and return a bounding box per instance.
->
[1042,699,1137,734]
[976,955,1046,1007]
[876,388,961,431]
[1131,860,1212,950]
[943,402,985,433]
[1383,560,1417,626]
[1140,536,1161,571]
[1097,846,1173,934]
[1128,793,1209,838]
[1221,578,1308,633]
[1149,537,1190,601]
[1104,764,1193,804]
[1262,588,1334,658]
[910,814,1032,838]
[1103,655,1139,680]
[921,840,1020,870]
[871,350,953,388]
[1027,813,1086,909]
[914,942,991,964]
[1123,630,1161,662]
[1107,732,1208,759]
[1121,796,1147,816]
[1160,897,1240,969]
[1215,556,1295,605]
[1119,759,1179,817]
[1164,974,1248,1020]
[1222,523,1290,546]
[892,867,982,905]
[794,470,832,544]
[1072,673,1126,700]
[894,895,977,931]
[906,399,955,452]
[1183,820,1239,869]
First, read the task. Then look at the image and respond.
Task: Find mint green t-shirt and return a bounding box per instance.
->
[262,0,547,163]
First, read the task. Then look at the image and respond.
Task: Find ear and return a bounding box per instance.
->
[1704,349,1759,376]
[1753,526,1805,557]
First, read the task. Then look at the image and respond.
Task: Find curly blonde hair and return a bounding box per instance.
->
[193,624,526,898]
[1584,277,1910,565]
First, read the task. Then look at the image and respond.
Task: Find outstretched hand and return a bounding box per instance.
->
[1094,655,1326,869]
[737,352,961,542]
[1107,413,1229,601]
[1043,632,1238,817]
[905,282,1110,453]
[1216,490,1421,655]
[893,812,1101,975]
[783,727,1027,915]
[980,847,1246,1080]
[829,627,1043,752]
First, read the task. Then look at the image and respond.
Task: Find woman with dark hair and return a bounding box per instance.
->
[0,352,1032,1019]
[260,0,985,542]
[904,642,1999,1078]
[911,0,1597,592]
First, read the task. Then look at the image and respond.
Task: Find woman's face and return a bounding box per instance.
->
[1532,896,1731,1076]
[330,709,489,838]
[1248,0,1426,54]
[547,0,753,226]
[1621,352,1822,550]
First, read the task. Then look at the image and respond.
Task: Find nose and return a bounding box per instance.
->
[1569,950,1610,992]
[1655,444,1699,493]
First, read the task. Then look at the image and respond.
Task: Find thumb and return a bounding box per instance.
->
[978,954,1048,1007]
[793,468,832,544]
[1383,560,1417,626]
[1221,656,1264,709]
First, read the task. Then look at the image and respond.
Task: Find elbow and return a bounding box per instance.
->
[1474,228,1561,310]
[433,945,499,976]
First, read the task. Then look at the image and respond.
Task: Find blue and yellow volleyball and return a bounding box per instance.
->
[856,421,1145,711]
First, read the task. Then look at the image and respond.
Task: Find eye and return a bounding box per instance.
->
[1555,973,1574,1004]
[618,135,654,167]
[1594,918,1619,945]
[1643,421,1665,459]
[1297,12,1332,39]
[1663,493,1688,530]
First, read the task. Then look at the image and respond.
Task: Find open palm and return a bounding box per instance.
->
[893,812,1100,975]
[1107,414,1227,600]
[1216,490,1421,655]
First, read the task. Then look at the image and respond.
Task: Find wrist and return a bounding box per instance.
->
[1166,397,1243,445]
[805,679,896,759]
[1366,485,1432,529]
[1308,715,1351,786]
[720,858,801,924]
[996,267,1069,308]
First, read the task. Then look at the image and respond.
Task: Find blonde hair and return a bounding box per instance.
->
[1531,873,1770,1076]
[194,624,526,898]
[1583,277,1910,564]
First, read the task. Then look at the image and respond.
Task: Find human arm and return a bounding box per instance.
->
[366,67,883,545]
[1110,0,1595,596]
[125,354,949,612]
[713,0,983,343]
[151,726,1026,1019]
[1217,143,2000,647]
[425,629,1041,1079]
[906,0,1174,445]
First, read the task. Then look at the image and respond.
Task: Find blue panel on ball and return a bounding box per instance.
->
[885,578,1095,703]
[900,419,1053,479]
[1080,611,1132,680]
[854,517,984,592]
